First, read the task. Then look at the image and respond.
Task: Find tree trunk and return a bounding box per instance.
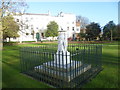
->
[0,8,3,50]
[0,8,2,89]
[111,29,113,41]
[9,37,10,42]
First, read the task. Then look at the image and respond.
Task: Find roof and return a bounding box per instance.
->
[25,13,49,16]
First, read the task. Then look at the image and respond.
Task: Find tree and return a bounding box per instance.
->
[45,21,58,37]
[76,16,89,41]
[117,24,120,40]
[78,28,86,40]
[0,0,28,48]
[112,24,120,40]
[76,15,89,29]
[103,21,116,41]
[2,15,19,41]
[1,0,28,16]
[79,33,86,41]
[86,22,101,41]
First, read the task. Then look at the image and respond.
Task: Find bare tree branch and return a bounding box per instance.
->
[76,15,90,29]
[1,0,28,17]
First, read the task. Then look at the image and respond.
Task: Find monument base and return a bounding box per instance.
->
[54,51,71,65]
[34,60,91,82]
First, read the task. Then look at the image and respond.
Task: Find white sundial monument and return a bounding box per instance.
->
[34,27,91,82]
[54,28,71,65]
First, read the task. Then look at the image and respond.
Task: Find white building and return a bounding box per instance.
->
[9,12,80,42]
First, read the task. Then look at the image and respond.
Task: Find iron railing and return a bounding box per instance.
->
[20,44,102,88]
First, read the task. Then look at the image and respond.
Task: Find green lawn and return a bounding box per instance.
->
[83,44,119,88]
[2,42,119,88]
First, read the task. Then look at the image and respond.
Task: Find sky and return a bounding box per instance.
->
[25,2,118,27]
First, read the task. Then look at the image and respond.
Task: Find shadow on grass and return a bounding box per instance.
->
[2,46,20,71]
[2,60,20,71]
[2,45,51,88]
[102,51,119,66]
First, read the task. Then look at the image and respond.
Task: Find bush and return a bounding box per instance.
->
[22,41,36,43]
[3,42,18,46]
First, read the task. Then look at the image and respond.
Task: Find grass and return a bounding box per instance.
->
[2,41,119,88]
[82,42,119,88]
[2,45,51,88]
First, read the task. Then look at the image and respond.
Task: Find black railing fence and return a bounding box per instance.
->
[20,44,102,88]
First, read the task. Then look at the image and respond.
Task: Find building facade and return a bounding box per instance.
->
[8,12,80,42]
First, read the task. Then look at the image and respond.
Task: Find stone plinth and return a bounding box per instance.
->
[43,60,82,72]
[34,61,91,82]
[54,51,71,65]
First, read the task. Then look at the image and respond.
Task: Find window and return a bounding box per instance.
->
[16,19,19,22]
[61,28,63,30]
[26,19,28,22]
[67,27,69,30]
[72,27,74,31]
[25,17,28,22]
[31,33,34,35]
[13,37,16,39]
[31,31,34,35]
[26,33,29,35]
[31,25,33,29]
[77,28,79,31]
[25,25,29,29]
[41,33,44,38]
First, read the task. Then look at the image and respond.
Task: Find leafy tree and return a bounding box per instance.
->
[2,16,19,41]
[79,33,86,41]
[45,21,58,37]
[112,24,120,40]
[0,0,28,49]
[86,22,101,41]
[103,21,116,41]
[117,24,120,40]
